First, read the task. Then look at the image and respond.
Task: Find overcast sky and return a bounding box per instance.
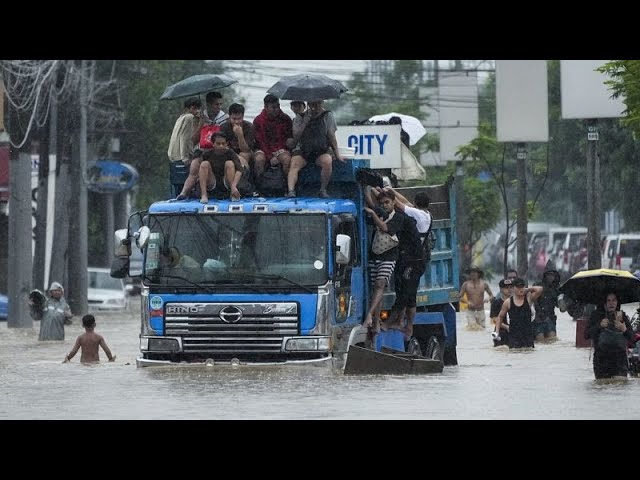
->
[224,60,369,121]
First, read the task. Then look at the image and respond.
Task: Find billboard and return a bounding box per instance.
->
[496,60,549,142]
[561,60,625,119]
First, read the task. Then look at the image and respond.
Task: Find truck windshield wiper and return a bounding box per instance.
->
[148,272,266,294]
[239,272,314,293]
[146,273,217,293]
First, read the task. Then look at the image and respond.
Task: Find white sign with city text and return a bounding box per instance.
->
[336,125,401,169]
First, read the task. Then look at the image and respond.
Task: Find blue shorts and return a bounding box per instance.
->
[533,316,557,337]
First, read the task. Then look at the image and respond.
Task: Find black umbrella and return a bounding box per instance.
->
[160,74,237,101]
[558,268,640,305]
[267,74,348,102]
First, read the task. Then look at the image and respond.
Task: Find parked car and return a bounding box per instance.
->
[88,267,129,311]
[603,233,640,272]
[0,293,7,320]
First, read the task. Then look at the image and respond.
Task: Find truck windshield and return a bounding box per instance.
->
[144,213,328,287]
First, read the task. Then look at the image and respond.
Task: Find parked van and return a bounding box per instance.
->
[603,233,640,271]
[529,227,587,281]
[506,222,561,273]
[601,234,618,269]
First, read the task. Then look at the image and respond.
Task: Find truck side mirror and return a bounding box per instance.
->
[336,234,351,265]
[110,256,129,279]
[114,229,131,257]
[135,226,151,249]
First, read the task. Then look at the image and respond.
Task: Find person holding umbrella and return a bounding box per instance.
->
[585,292,634,379]
[286,99,344,198]
[168,97,202,165]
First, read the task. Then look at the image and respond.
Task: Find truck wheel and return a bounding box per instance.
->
[425,335,443,361]
[405,337,422,355]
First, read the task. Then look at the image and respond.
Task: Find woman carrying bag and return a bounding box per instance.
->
[585,292,634,379]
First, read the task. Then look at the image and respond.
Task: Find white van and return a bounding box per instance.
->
[528,227,587,280]
[603,233,640,271]
[601,234,618,269]
[506,222,561,271]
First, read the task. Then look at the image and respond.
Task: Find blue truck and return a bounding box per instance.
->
[111,156,460,369]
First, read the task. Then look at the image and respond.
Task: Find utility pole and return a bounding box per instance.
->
[7,149,34,328]
[33,120,50,291]
[516,143,528,279]
[49,98,70,291]
[586,119,601,269]
[455,160,468,272]
[67,60,89,314]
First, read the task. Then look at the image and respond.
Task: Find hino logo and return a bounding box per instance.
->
[219,306,243,323]
[166,305,204,314]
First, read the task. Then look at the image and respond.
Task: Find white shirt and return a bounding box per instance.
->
[403,205,432,234]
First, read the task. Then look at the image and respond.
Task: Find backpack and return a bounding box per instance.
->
[236,165,255,196]
[420,213,435,262]
[300,111,330,157]
[199,124,221,149]
[598,327,627,352]
[256,164,286,197]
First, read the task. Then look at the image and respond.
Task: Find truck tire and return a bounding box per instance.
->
[405,337,422,356]
[425,335,444,362]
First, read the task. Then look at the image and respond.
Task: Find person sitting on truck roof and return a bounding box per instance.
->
[285,100,345,199]
[168,97,202,165]
[176,93,228,201]
[286,101,306,155]
[197,131,244,202]
[363,189,404,334]
[388,116,411,149]
[253,94,293,179]
[202,91,229,126]
[220,103,255,171]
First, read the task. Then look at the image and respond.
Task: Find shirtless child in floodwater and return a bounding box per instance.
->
[459,267,494,329]
[63,314,116,364]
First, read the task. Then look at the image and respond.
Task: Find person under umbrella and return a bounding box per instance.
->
[388,116,410,148]
[585,292,634,379]
[285,99,345,198]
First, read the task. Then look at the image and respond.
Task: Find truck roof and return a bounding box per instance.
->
[149,196,359,215]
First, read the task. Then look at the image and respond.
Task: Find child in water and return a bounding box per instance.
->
[63,314,116,364]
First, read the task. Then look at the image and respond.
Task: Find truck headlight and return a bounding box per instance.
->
[147,338,179,352]
[285,337,331,351]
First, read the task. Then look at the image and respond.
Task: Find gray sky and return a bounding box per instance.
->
[224,60,368,121]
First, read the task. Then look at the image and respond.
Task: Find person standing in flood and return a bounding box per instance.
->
[490,278,513,346]
[495,278,543,349]
[34,281,73,341]
[63,314,116,364]
[459,267,494,329]
[532,260,561,342]
[585,292,634,379]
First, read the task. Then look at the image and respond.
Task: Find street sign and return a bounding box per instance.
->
[87,160,139,193]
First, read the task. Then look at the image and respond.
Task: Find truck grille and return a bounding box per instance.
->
[164,302,299,354]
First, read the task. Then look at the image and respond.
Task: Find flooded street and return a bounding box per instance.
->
[1,293,639,420]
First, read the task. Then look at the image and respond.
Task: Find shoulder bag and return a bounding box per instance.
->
[371,211,399,255]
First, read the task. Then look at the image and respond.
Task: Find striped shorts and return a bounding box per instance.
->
[368,259,396,287]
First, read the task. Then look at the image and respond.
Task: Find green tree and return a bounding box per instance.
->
[599,60,640,137]
[338,60,435,160]
[113,60,215,208]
